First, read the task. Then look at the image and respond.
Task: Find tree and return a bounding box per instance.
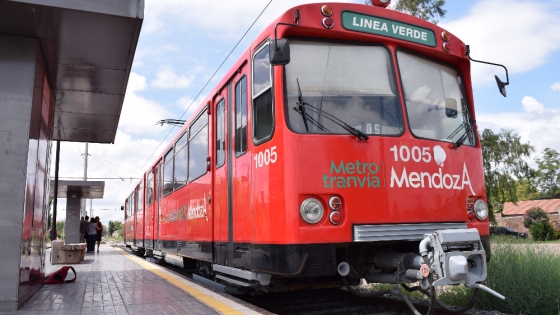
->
[47,198,53,229]
[387,0,446,24]
[56,221,65,239]
[480,129,534,221]
[108,220,115,236]
[515,179,540,201]
[109,221,123,237]
[535,148,560,199]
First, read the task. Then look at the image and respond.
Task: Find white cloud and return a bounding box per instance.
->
[176,94,207,119]
[477,96,560,154]
[50,131,171,224]
[441,0,560,85]
[551,82,560,91]
[151,66,195,89]
[521,96,544,112]
[120,72,174,135]
[144,0,356,37]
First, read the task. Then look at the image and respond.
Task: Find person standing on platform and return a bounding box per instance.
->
[95,216,103,253]
[79,216,88,243]
[86,217,97,253]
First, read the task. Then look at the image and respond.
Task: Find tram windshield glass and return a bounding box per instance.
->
[285,40,403,135]
[397,51,475,146]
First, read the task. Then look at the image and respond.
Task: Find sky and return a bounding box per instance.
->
[50,0,560,223]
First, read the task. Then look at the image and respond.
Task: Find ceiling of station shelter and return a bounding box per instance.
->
[0,0,144,143]
[49,180,105,199]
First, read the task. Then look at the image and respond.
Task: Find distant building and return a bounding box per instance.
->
[496,199,560,233]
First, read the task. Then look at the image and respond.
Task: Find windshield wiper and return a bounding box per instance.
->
[296,78,310,132]
[294,79,369,141]
[449,98,474,148]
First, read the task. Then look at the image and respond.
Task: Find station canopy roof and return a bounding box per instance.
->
[49,180,105,199]
[0,0,144,143]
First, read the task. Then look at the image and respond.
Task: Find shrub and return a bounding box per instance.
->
[523,207,548,228]
[529,220,556,241]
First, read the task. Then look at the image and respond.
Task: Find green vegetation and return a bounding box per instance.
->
[475,240,560,315]
[535,148,560,199]
[480,129,535,222]
[367,239,560,315]
[393,0,446,24]
[55,221,65,239]
[365,0,446,24]
[523,207,557,241]
[105,236,124,242]
[107,220,124,237]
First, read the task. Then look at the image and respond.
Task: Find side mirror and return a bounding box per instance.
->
[121,205,124,211]
[495,75,507,97]
[269,38,290,66]
[445,98,458,118]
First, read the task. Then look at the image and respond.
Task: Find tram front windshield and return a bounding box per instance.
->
[397,51,475,146]
[285,40,403,136]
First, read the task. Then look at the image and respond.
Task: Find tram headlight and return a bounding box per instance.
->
[474,200,488,220]
[300,198,324,224]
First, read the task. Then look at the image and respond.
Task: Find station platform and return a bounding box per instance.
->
[9,245,264,315]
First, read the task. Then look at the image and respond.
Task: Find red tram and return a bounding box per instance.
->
[124,1,505,312]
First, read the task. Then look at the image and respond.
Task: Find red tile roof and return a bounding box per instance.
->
[502,199,560,216]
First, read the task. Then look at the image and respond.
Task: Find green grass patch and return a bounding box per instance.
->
[491,234,560,244]
[105,236,124,242]
[474,240,560,315]
[367,240,560,314]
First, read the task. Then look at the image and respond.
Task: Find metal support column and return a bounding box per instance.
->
[52,140,60,238]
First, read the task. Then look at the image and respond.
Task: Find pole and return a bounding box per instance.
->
[53,140,61,240]
[84,143,88,180]
[83,143,88,216]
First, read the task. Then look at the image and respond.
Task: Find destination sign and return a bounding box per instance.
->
[342,11,436,47]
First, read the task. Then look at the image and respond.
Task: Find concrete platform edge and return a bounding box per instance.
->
[114,247,263,315]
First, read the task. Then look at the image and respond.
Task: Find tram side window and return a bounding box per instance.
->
[157,163,162,200]
[252,44,273,143]
[189,111,209,181]
[136,185,143,213]
[174,132,188,189]
[128,195,133,217]
[163,149,173,196]
[235,76,247,155]
[216,99,225,168]
[147,171,153,205]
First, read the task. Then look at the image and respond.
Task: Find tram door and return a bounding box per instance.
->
[135,182,144,248]
[144,169,155,249]
[213,66,252,268]
[154,161,163,251]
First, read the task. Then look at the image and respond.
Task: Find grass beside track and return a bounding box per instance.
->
[474,238,560,315]
[370,238,560,315]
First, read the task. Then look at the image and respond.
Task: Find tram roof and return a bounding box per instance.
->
[0,0,144,143]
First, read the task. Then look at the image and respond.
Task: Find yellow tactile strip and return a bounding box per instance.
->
[114,247,262,315]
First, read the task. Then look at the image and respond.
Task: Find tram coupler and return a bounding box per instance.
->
[420,228,505,300]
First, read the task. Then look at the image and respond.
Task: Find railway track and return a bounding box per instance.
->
[120,245,478,315]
